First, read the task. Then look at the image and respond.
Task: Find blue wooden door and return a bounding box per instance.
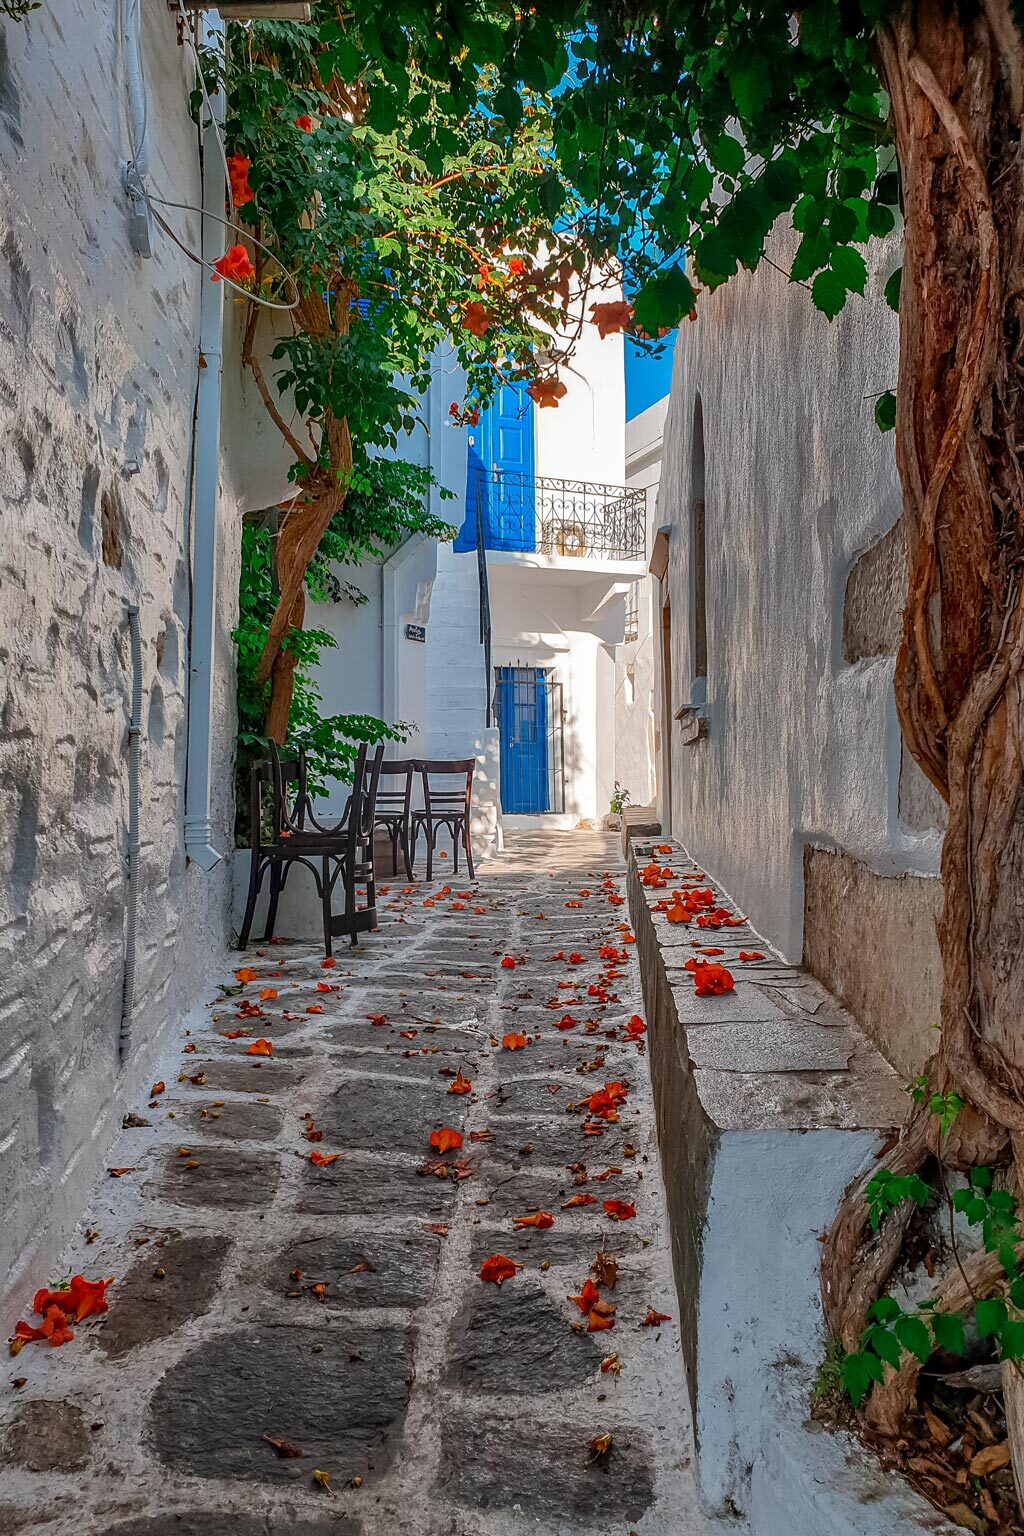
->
[497,665,550,813]
[481,380,535,550]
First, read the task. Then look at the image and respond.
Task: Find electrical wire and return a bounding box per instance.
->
[118,0,300,310]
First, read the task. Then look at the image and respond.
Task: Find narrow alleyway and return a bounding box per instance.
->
[0,832,708,1536]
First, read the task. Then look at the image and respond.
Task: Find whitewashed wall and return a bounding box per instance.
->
[0,5,243,1315]
[656,223,944,1069]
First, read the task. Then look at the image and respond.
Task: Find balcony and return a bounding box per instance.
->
[473,470,646,562]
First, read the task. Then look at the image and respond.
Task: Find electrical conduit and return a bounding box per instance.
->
[120,604,143,1062]
[183,13,226,874]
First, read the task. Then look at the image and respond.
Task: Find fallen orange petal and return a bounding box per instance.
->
[513,1211,554,1229]
[246,1038,274,1056]
[309,1150,341,1166]
[234,967,258,984]
[502,1032,528,1051]
[479,1253,519,1285]
[448,1070,472,1095]
[429,1126,464,1154]
[603,1199,637,1221]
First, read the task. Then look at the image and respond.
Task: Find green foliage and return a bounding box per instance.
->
[841,1166,1024,1409]
[610,780,632,816]
[311,1,902,333]
[233,453,453,837]
[864,1166,930,1233]
[1,0,39,15]
[906,1078,965,1135]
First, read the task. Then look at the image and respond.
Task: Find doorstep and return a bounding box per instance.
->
[626,837,933,1527]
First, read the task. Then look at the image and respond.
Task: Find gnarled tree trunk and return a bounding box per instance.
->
[822,0,1024,1469]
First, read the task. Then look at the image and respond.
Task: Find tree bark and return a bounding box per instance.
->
[823,0,1024,1447]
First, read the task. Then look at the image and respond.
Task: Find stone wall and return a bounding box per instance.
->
[0,5,242,1314]
[655,219,945,1077]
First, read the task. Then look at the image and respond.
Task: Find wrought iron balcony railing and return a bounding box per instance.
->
[474,470,646,561]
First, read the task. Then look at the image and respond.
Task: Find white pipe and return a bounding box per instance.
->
[183,14,226,873]
[123,0,149,178]
[120,603,143,1062]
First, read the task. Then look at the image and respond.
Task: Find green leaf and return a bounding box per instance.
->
[977,1297,1009,1339]
[841,1350,885,1407]
[632,264,696,335]
[811,268,847,321]
[874,390,896,432]
[1002,1319,1024,1359]
[830,244,868,296]
[869,1295,902,1323]
[883,265,902,312]
[711,133,746,177]
[931,1311,966,1355]
[727,58,771,120]
[894,1314,932,1365]
[694,226,738,288]
[538,173,565,221]
[865,1325,902,1369]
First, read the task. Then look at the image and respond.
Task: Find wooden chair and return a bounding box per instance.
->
[411,758,476,881]
[237,741,384,957]
[373,759,415,880]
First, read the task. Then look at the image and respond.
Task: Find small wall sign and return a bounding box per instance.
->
[405,623,426,643]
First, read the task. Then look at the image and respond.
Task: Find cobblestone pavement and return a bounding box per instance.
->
[0,831,709,1536]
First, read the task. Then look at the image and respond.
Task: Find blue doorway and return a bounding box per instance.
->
[495,665,564,813]
[457,379,536,552]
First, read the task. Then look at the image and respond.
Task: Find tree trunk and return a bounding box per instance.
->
[823,0,1024,1446]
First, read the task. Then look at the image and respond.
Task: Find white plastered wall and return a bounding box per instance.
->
[656,222,942,964]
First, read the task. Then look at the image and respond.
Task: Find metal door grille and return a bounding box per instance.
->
[494,666,565,814]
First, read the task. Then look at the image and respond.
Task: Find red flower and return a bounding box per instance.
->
[641,1307,672,1326]
[502,1032,528,1051]
[462,301,491,337]
[693,963,735,997]
[479,1253,519,1285]
[513,1211,554,1229]
[527,375,567,409]
[294,114,314,132]
[500,956,518,970]
[589,300,634,339]
[554,1014,578,1031]
[625,1015,646,1038]
[211,244,255,285]
[568,1277,601,1314]
[739,950,766,962]
[508,256,526,276]
[603,1199,636,1221]
[430,1127,463,1154]
[246,1038,274,1056]
[227,152,253,207]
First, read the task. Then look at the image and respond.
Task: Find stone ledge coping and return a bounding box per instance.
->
[627,836,907,1135]
[619,805,662,859]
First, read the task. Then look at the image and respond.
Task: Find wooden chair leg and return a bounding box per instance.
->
[238,851,262,949]
[463,817,475,880]
[263,862,283,941]
[401,821,414,881]
[426,819,434,883]
[451,821,459,875]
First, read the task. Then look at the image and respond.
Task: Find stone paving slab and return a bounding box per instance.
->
[0,831,706,1536]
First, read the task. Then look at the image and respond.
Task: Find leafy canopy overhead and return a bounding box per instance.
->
[311,0,902,340]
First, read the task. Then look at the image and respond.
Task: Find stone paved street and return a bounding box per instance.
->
[0,832,708,1536]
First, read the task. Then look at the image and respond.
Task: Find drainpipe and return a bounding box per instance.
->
[120,604,143,1062]
[183,14,226,873]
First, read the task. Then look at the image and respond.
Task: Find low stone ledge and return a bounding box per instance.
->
[619,805,662,860]
[627,836,909,1522]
